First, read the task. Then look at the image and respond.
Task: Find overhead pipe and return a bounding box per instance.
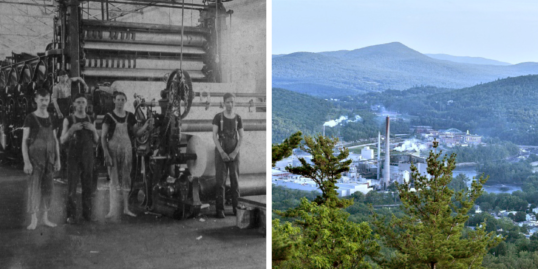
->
[82,68,205,80]
[85,0,207,8]
[84,31,207,47]
[83,42,206,55]
[82,20,209,35]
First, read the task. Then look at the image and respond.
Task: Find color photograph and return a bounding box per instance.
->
[272,1,538,268]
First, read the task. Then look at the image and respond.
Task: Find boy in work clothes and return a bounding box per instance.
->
[22,88,61,230]
[51,69,89,120]
[101,91,153,218]
[60,94,99,224]
[51,69,88,184]
[212,93,244,218]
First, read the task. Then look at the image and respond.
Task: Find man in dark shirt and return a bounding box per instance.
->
[22,88,61,230]
[60,94,99,224]
[212,93,244,218]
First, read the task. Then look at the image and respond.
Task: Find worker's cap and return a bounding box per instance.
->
[58,69,68,76]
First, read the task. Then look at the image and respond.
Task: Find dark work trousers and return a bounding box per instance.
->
[56,98,71,180]
[66,152,95,220]
[215,150,240,214]
[65,117,95,221]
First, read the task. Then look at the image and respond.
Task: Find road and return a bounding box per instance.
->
[0,164,265,269]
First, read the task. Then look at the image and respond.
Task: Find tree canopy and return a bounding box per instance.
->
[373,146,503,268]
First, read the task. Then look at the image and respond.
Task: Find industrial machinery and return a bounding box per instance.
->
[0,0,266,218]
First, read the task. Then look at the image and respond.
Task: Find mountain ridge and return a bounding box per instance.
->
[273,42,538,98]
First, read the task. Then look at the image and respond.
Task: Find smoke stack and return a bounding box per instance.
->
[377,132,380,180]
[384,116,390,189]
[323,124,325,136]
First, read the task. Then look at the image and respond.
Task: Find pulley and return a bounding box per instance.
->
[165,69,193,119]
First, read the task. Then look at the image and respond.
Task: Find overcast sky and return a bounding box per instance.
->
[272,0,538,64]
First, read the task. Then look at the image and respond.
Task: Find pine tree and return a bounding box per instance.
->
[373,144,504,269]
[285,135,352,206]
[273,135,379,268]
[272,131,303,167]
[275,198,380,269]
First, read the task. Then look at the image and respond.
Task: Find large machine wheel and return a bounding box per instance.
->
[165,69,193,119]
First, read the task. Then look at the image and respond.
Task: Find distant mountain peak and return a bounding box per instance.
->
[321,42,429,62]
[273,43,538,98]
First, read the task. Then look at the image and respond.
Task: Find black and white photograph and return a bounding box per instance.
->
[0,0,266,268]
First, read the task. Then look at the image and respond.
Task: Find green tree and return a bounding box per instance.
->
[448,174,468,193]
[373,146,503,269]
[272,219,302,267]
[272,132,303,267]
[273,135,380,268]
[276,198,380,268]
[272,131,303,167]
[286,135,352,206]
[515,211,527,223]
[479,202,492,212]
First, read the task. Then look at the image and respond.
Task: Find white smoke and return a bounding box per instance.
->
[394,139,428,152]
[324,116,348,127]
[323,115,362,127]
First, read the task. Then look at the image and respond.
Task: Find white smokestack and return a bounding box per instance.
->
[384,116,390,189]
[377,132,380,180]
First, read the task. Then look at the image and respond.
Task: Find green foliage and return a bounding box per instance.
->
[482,246,538,268]
[286,135,352,206]
[272,131,303,167]
[272,88,332,143]
[515,212,527,222]
[477,161,533,184]
[272,135,380,268]
[272,185,319,214]
[373,149,503,268]
[363,75,538,145]
[275,198,380,269]
[272,219,302,266]
[448,174,469,193]
[449,142,519,163]
[475,192,531,212]
[273,88,411,145]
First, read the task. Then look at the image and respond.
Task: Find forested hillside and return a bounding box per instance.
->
[272,88,332,143]
[362,75,538,145]
[273,88,414,143]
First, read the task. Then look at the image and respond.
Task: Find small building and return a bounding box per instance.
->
[336,182,372,196]
[361,146,374,160]
[414,126,433,134]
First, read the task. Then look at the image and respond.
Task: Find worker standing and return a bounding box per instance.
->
[60,94,99,224]
[51,69,89,184]
[212,93,244,218]
[101,91,153,219]
[21,88,61,230]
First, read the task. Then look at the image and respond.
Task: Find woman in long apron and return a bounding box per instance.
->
[101,91,153,218]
